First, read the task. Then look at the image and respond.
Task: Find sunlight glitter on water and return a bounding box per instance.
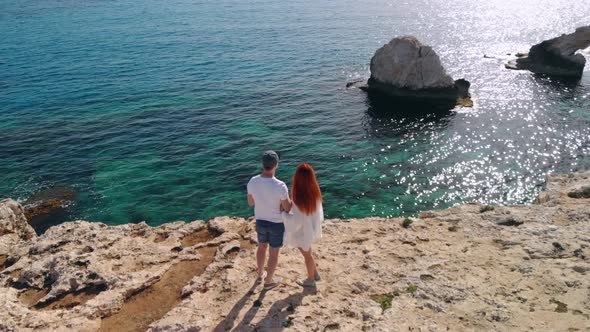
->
[0,0,589,224]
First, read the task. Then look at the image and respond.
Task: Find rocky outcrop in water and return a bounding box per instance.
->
[506,26,590,78]
[351,36,471,109]
[1,171,589,331]
[370,36,454,90]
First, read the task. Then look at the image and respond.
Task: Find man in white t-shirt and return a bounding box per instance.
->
[247,150,291,290]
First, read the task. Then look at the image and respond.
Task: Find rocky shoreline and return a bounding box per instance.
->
[1,171,589,331]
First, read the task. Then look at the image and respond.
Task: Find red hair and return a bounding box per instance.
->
[291,163,322,215]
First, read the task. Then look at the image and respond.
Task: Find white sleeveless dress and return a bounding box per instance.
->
[282,202,323,251]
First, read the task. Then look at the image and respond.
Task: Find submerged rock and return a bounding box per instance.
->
[345,80,368,90]
[23,186,76,234]
[506,26,590,78]
[363,36,470,109]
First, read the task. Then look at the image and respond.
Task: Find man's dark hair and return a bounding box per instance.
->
[262,150,279,170]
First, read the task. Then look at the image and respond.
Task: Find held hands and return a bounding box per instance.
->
[280,203,293,214]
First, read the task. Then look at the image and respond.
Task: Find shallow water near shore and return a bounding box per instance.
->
[1,0,589,225]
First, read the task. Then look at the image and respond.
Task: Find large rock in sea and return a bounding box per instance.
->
[506,26,590,78]
[362,36,470,109]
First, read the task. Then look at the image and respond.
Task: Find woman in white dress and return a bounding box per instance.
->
[282,163,323,288]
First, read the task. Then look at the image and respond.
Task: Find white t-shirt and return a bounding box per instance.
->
[247,175,289,223]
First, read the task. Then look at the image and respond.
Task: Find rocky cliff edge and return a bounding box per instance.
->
[1,172,589,331]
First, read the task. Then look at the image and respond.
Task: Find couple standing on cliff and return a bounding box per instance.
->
[247,151,323,290]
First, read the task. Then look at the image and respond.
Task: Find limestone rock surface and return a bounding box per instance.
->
[370,36,454,89]
[1,172,589,331]
[0,199,35,240]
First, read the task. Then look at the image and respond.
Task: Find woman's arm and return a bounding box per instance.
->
[316,202,324,222]
[311,202,323,237]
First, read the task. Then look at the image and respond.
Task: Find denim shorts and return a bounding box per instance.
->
[256,219,285,248]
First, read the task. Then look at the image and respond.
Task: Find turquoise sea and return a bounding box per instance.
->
[1,0,589,226]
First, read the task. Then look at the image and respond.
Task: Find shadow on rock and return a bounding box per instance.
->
[250,289,312,331]
[214,285,314,332]
[212,282,259,332]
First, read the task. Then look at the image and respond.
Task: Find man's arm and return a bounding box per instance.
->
[280,198,292,212]
[279,182,291,212]
[247,179,255,207]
